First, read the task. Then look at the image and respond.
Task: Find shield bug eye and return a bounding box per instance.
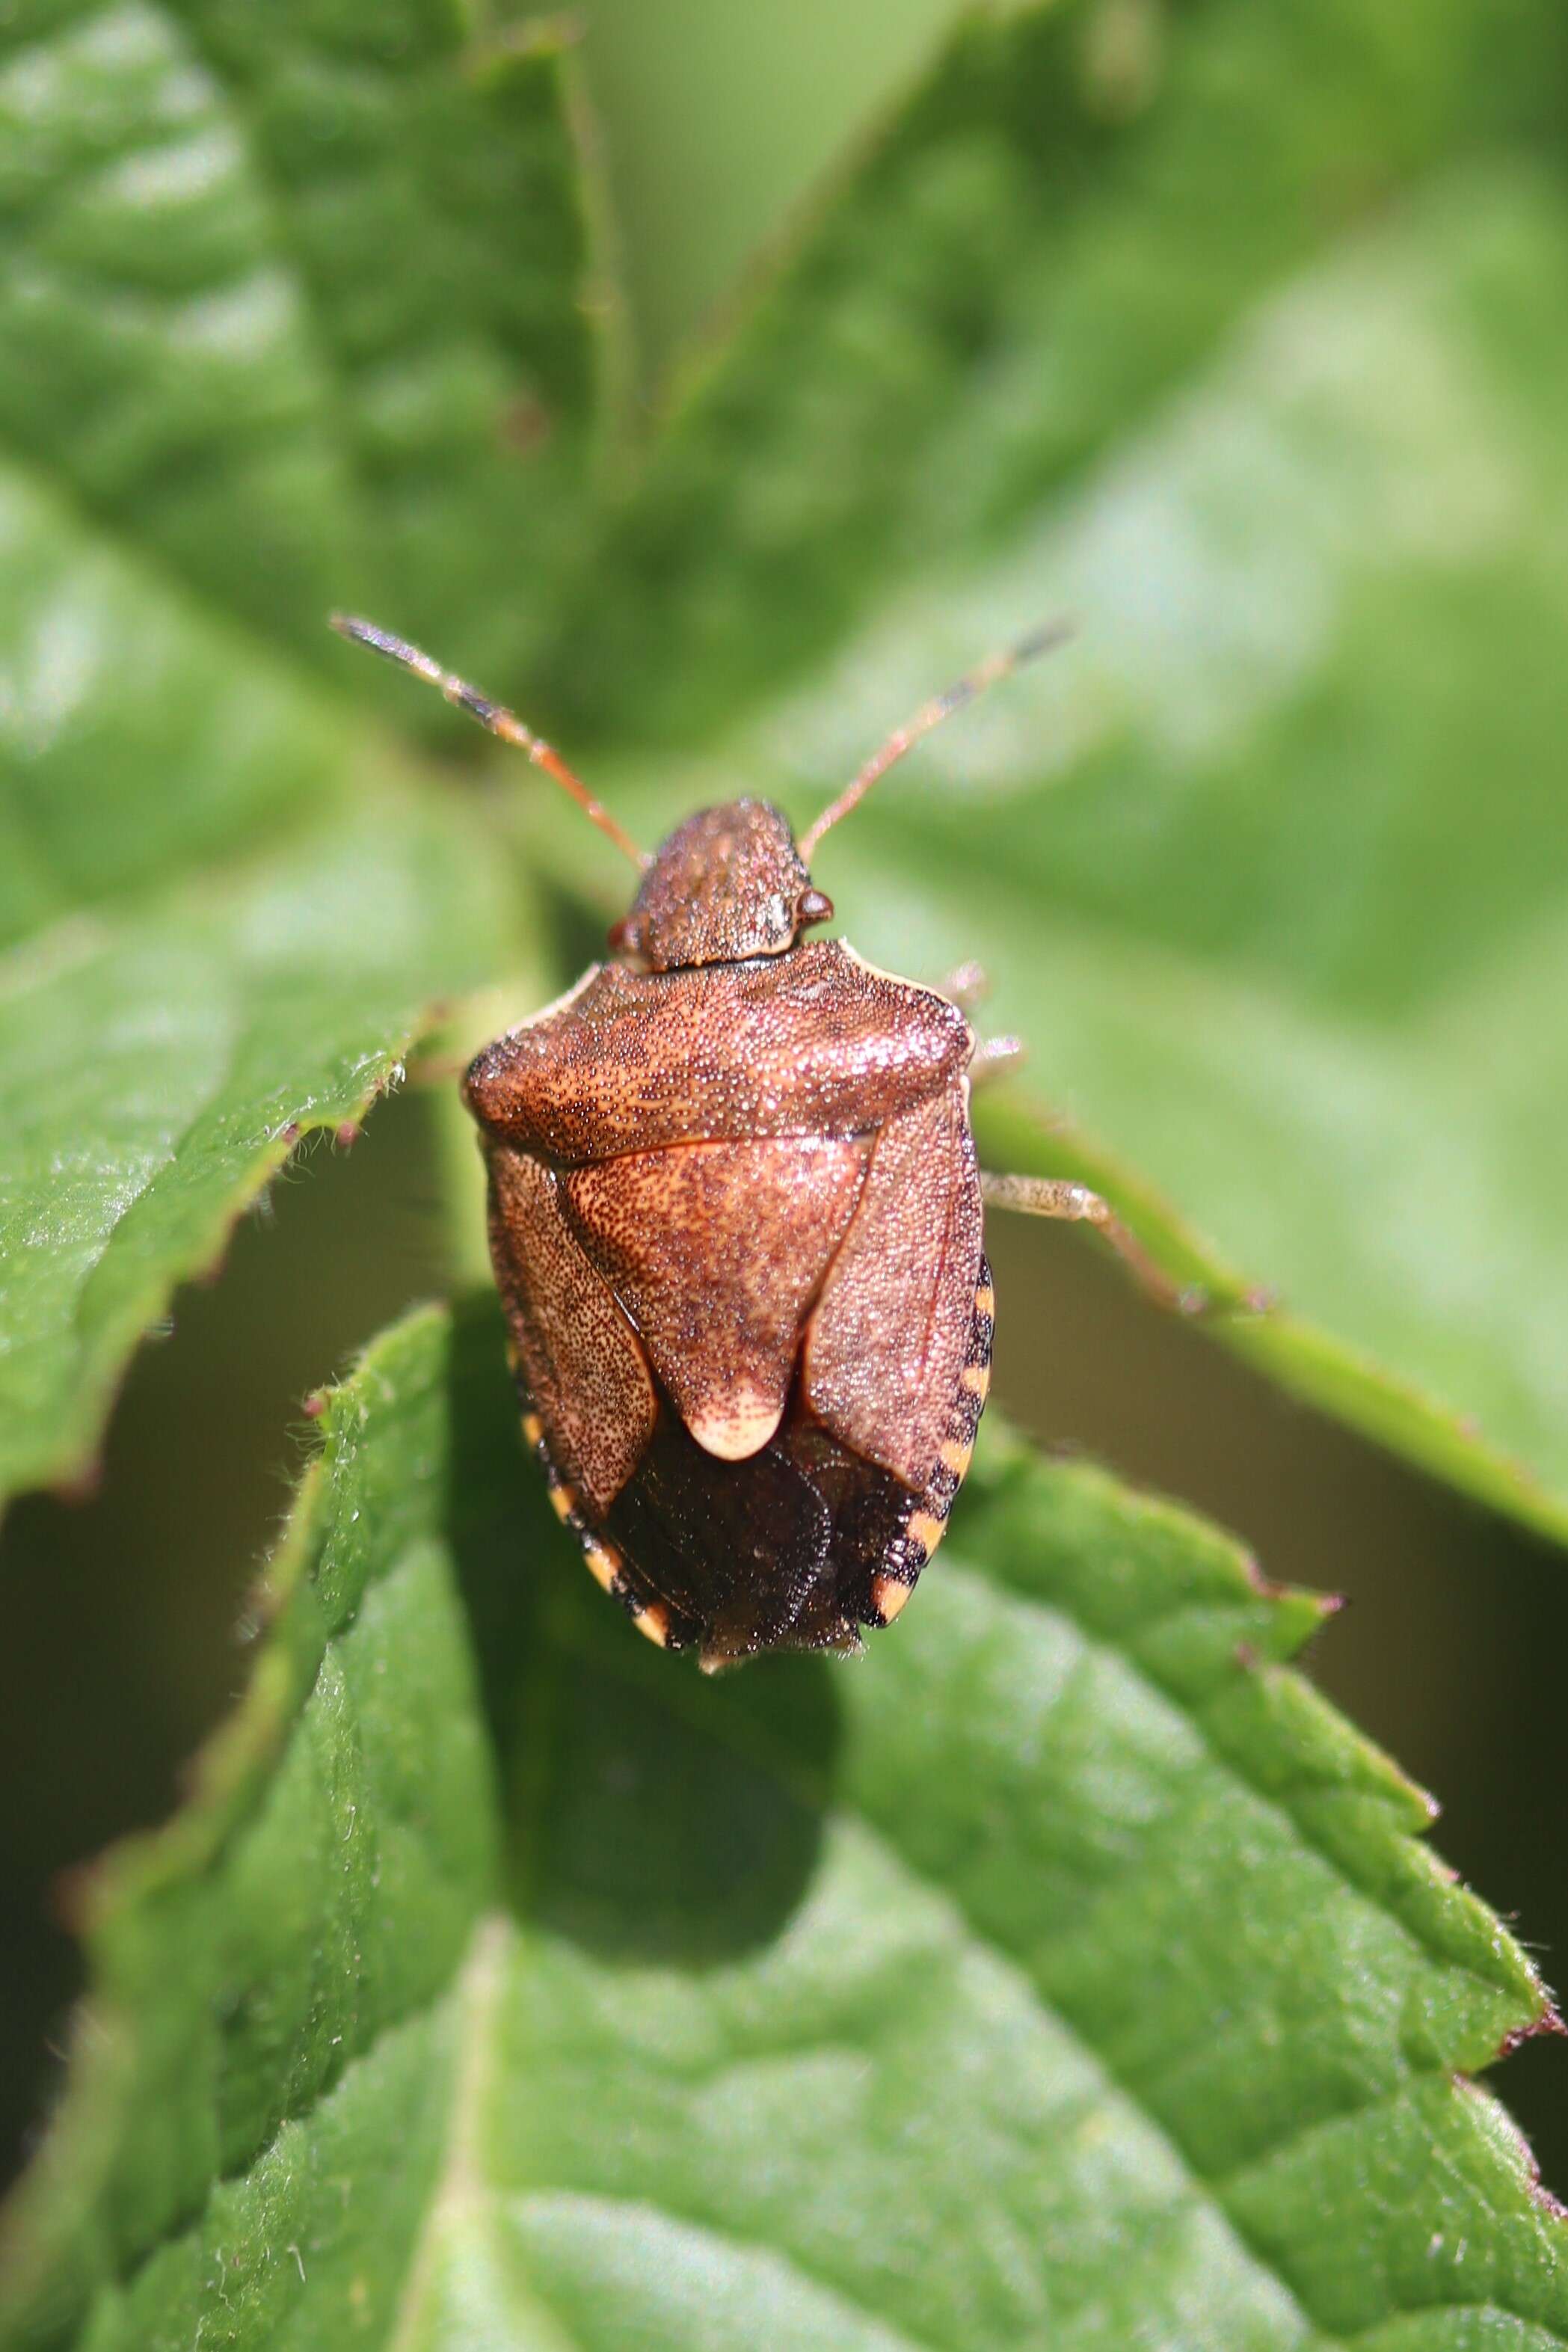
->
[607,915,642,957]
[799,888,834,927]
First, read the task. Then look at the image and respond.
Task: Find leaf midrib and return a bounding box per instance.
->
[386,1913,520,2352]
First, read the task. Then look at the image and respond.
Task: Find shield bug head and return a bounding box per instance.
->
[333,610,1180,1674]
[592,619,1074,971]
[608,799,834,969]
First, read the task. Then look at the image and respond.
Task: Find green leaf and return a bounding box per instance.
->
[525,1,1568,1538]
[0,441,514,1505]
[0,0,601,1502]
[4,1301,1564,2348]
[539,0,1568,745]
[0,0,610,690]
[0,1305,502,2348]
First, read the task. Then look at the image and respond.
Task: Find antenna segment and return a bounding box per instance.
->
[798,618,1074,862]
[331,615,648,871]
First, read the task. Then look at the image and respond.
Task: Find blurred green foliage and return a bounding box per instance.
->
[3,0,1568,2343]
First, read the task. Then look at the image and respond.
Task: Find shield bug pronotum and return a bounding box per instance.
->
[335,613,1214,1671]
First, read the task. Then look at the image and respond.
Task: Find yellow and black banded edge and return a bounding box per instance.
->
[517,1399,695,1655]
[867,1258,994,1629]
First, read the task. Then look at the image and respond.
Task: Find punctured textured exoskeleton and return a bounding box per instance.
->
[463,799,991,1665]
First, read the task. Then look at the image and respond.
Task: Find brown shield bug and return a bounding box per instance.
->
[334,613,1207,1669]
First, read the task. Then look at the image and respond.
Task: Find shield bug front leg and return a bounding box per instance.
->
[968,1034,1026,1087]
[939,959,990,1013]
[937,964,1024,1088]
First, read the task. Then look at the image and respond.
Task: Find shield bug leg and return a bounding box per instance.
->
[980,1173,1219,1315]
[402,1048,467,1084]
[969,1034,1026,1089]
[947,962,1025,1093]
[940,959,991,1013]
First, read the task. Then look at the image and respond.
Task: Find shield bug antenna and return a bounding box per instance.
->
[330,614,649,871]
[797,618,1074,861]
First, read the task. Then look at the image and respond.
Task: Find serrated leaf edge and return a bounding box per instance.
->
[7,1307,1566,2351]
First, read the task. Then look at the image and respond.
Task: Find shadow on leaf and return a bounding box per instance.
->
[442,1289,839,1968]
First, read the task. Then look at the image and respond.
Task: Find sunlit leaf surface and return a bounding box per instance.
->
[0,3,597,1500]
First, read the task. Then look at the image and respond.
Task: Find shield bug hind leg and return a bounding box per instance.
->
[866,1258,994,1630]
[980,1173,1273,1316]
[980,1171,1205,1311]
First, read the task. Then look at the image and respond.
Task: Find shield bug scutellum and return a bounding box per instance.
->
[334,614,1213,1671]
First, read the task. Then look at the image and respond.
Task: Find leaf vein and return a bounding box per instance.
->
[541,1572,1564,2346]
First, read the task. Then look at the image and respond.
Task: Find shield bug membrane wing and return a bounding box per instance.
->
[333,612,1170,1669]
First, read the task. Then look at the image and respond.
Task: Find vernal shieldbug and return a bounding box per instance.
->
[335,615,1202,1670]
